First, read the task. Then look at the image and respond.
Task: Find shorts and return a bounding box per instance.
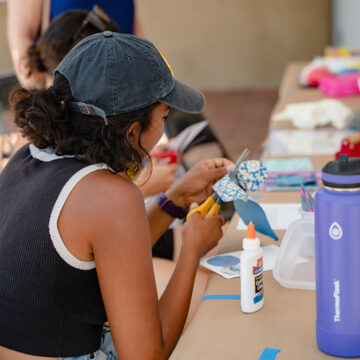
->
[60,327,117,360]
[152,229,174,260]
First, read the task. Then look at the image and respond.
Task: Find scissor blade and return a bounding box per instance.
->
[229,148,250,181]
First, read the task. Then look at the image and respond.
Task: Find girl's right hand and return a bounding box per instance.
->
[182,205,226,260]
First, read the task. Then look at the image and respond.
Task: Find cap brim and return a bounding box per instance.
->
[160,79,205,114]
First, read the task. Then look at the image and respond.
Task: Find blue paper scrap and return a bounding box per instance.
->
[206,255,240,267]
[264,158,313,172]
[259,348,281,360]
[234,199,279,241]
[202,294,241,301]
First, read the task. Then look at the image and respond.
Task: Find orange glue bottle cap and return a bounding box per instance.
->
[247,221,256,239]
[243,221,260,250]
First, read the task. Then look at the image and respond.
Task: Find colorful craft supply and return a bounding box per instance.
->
[186,149,250,220]
[261,171,321,192]
[319,73,360,98]
[264,158,313,172]
[212,160,267,202]
[258,348,281,360]
[300,184,315,212]
[151,150,179,164]
[335,132,360,159]
[200,245,279,279]
[234,199,279,241]
[202,294,241,301]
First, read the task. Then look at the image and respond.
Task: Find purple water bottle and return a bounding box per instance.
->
[315,155,360,357]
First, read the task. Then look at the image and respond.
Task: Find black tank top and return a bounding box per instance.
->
[0,144,107,357]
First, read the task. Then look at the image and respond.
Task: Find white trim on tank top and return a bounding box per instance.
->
[30,145,107,270]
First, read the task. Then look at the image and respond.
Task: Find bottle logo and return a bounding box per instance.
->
[329,222,343,240]
[252,257,263,276]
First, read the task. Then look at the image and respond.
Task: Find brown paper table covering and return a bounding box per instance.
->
[170,63,357,359]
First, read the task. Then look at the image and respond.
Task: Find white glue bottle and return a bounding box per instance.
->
[240,221,264,313]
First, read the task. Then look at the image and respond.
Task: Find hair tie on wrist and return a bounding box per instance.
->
[157,192,187,219]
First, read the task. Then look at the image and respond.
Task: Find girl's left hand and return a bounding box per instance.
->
[165,158,234,208]
[136,157,179,197]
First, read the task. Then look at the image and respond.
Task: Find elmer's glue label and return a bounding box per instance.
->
[240,222,264,313]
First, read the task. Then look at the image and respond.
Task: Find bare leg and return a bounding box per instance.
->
[153,257,211,330]
[153,225,221,330]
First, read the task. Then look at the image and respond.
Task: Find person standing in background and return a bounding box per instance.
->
[7,0,143,88]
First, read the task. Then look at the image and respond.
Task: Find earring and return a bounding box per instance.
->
[126,159,141,179]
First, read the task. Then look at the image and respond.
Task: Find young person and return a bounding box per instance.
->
[0,32,229,360]
[22,7,179,203]
[25,7,120,89]
[20,8,222,264]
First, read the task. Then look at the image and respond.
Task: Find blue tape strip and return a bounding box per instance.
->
[202,294,241,301]
[259,348,281,360]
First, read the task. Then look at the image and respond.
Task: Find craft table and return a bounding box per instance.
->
[170,63,359,359]
[272,61,360,130]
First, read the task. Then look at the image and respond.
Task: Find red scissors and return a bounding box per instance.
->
[151,150,179,165]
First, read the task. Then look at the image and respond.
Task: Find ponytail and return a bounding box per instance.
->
[9,73,156,174]
[10,86,66,148]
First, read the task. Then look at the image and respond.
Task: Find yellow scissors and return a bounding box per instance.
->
[186,148,250,220]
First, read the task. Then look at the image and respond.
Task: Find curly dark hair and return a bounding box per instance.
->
[26,9,119,77]
[9,73,157,174]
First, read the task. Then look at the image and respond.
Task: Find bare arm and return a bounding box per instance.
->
[7,0,45,88]
[60,169,224,359]
[133,1,145,38]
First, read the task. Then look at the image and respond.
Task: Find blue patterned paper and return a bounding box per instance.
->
[212,160,267,202]
[238,160,267,191]
[212,174,248,202]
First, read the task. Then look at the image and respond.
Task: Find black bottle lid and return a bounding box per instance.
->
[322,154,360,189]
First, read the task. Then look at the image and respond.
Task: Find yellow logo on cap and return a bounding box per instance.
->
[158,50,174,76]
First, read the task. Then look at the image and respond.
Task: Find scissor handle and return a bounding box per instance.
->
[152,150,179,164]
[186,196,216,220]
[206,201,221,217]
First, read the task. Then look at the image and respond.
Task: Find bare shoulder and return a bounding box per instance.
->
[58,168,147,259]
[72,168,145,216]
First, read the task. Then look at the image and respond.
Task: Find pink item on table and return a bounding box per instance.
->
[319,73,360,97]
[304,67,333,87]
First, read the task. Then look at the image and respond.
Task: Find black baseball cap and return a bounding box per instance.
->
[55,31,205,122]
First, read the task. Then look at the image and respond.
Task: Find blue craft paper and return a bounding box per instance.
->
[264,157,313,172]
[202,294,241,301]
[207,255,240,267]
[213,174,248,202]
[259,347,281,360]
[212,160,267,202]
[234,199,279,241]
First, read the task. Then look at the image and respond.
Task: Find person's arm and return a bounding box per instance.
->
[136,158,178,198]
[7,0,45,88]
[60,169,224,359]
[147,157,233,246]
[133,2,145,38]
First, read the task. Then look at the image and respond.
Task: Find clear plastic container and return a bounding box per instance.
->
[272,210,315,290]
